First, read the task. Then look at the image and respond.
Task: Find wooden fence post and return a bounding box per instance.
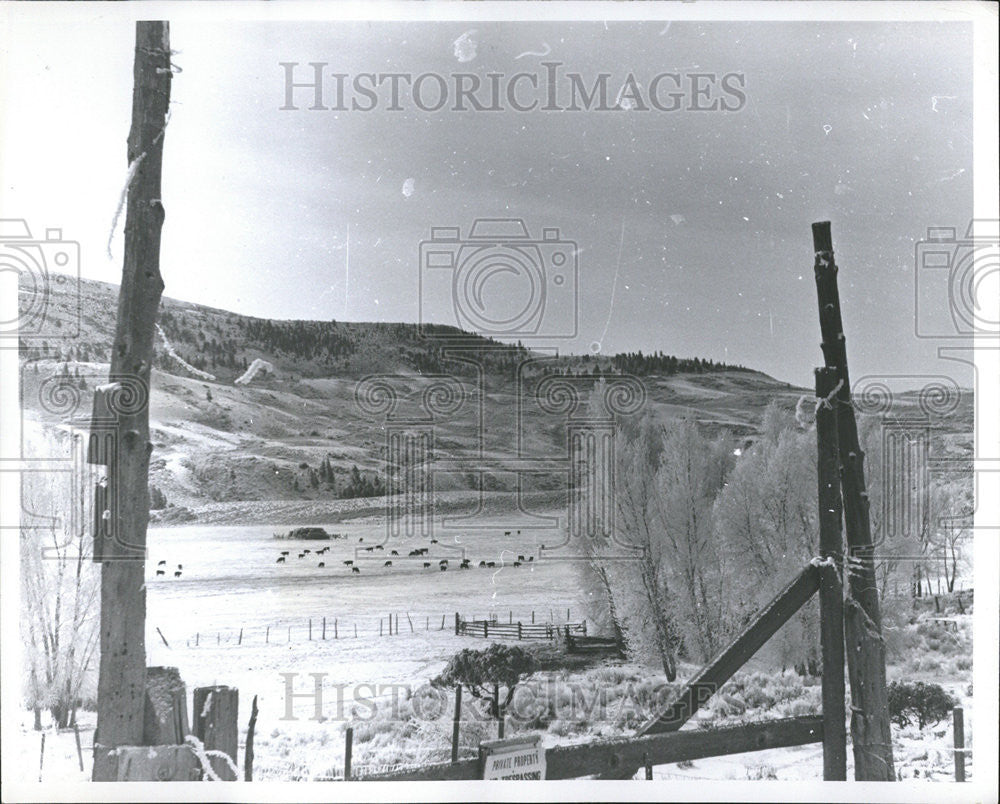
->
[309,619,312,641]
[335,618,338,639]
[451,686,462,764]
[238,627,243,646]
[344,727,353,780]
[39,732,45,782]
[91,22,172,778]
[142,667,190,746]
[322,617,326,640]
[816,366,847,781]
[265,626,269,644]
[454,612,460,635]
[193,686,239,780]
[812,221,894,781]
[953,706,966,782]
[244,694,259,781]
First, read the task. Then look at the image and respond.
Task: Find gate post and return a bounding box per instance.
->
[816,367,847,781]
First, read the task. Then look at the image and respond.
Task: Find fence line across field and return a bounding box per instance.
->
[173,607,581,647]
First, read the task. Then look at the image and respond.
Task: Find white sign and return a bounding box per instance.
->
[480,735,546,780]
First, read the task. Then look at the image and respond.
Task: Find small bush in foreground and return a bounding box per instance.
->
[888,680,955,730]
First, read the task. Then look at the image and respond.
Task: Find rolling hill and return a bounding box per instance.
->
[17,276,972,525]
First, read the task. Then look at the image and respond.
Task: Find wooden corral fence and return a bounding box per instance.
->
[358,223,895,783]
[455,613,585,642]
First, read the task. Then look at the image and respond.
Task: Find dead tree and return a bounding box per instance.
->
[92,21,172,779]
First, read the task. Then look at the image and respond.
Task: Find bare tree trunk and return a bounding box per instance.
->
[92,22,171,778]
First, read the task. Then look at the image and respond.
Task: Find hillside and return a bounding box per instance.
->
[18,276,972,525]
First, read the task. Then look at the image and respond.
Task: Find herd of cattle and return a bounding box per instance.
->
[271,534,540,575]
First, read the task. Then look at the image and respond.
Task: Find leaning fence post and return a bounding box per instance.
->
[953,706,966,782]
[451,686,462,764]
[344,726,353,781]
[244,694,259,781]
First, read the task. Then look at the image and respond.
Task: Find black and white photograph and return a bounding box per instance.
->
[1,2,997,802]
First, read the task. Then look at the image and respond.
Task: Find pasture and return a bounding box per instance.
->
[144,517,587,723]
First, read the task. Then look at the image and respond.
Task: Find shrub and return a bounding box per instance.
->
[149,484,167,510]
[888,681,955,730]
[433,644,535,724]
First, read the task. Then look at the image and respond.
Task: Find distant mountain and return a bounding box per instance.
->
[18,276,971,525]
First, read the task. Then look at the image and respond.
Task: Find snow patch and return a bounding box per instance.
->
[234,358,274,386]
[156,324,216,381]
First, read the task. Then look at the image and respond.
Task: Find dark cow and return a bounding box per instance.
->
[384,560,392,567]
[517,530,521,535]
[460,563,470,570]
[303,549,311,554]
[365,546,374,553]
[504,531,511,536]
[439,559,448,565]
[439,564,447,572]
[156,569,165,576]
[157,560,166,566]
[177,564,183,570]
[478,561,487,567]
[343,560,353,566]
[390,550,398,556]
[298,553,305,559]
[517,555,525,562]
[375,545,383,551]
[430,539,438,544]
[276,557,285,563]
[423,562,431,569]
[359,537,364,542]
[318,562,325,568]
[174,571,182,578]
[419,548,429,555]
[528,556,534,562]
[280,551,289,556]
[513,561,521,568]
[486,561,496,568]
[352,566,360,574]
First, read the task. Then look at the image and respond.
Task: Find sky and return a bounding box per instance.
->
[1,14,979,385]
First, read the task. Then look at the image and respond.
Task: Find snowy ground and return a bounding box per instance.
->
[9,520,975,786]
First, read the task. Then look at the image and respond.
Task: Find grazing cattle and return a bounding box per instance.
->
[504,531,511,536]
[478,561,486,567]
[486,561,496,568]
[177,564,183,570]
[409,550,418,556]
[298,553,305,558]
[352,566,360,574]
[440,564,447,572]
[419,548,429,555]
[528,556,534,562]
[343,560,353,566]
[174,571,182,578]
[460,563,470,570]
[364,546,374,553]
[276,557,285,563]
[517,555,525,562]
[303,549,311,554]
[156,569,165,576]
[430,539,438,544]
[359,537,364,542]
[423,562,431,568]
[439,559,448,566]
[517,530,521,535]
[540,544,545,550]
[390,550,398,556]
[157,560,166,566]
[384,560,392,567]
[318,562,325,568]
[280,551,289,556]
[375,545,383,551]
[513,561,521,568]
